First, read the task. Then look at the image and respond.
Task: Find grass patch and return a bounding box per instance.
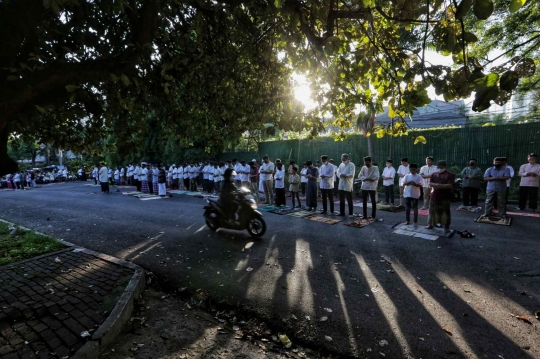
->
[0,222,66,265]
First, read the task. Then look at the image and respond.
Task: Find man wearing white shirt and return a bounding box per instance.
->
[233,159,243,187]
[239,160,250,188]
[114,167,120,185]
[171,164,178,190]
[77,167,83,180]
[358,156,380,219]
[518,153,540,211]
[98,163,109,194]
[119,166,125,185]
[92,166,98,185]
[494,157,514,210]
[201,162,210,192]
[300,162,308,196]
[190,163,198,191]
[107,167,113,185]
[274,162,286,206]
[319,155,335,214]
[183,164,190,190]
[260,156,275,205]
[419,156,439,210]
[403,163,424,225]
[177,165,184,190]
[397,157,410,207]
[127,164,134,186]
[337,153,356,217]
[382,159,396,205]
[134,164,141,191]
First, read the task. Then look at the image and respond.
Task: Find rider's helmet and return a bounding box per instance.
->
[223,168,237,182]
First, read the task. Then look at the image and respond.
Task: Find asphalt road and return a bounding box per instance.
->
[1,183,539,358]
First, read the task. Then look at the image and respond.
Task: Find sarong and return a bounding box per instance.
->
[158,183,167,196]
[153,181,159,194]
[141,180,149,193]
[428,199,451,226]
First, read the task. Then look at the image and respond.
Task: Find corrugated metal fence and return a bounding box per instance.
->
[219,123,540,171]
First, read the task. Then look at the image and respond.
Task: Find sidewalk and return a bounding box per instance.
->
[0,247,144,359]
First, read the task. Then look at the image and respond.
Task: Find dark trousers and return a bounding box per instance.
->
[184,178,189,190]
[94,177,98,185]
[301,183,306,196]
[362,190,377,218]
[203,179,210,192]
[321,189,334,213]
[100,182,110,193]
[275,188,286,206]
[149,181,153,194]
[384,185,394,204]
[339,190,354,215]
[136,180,141,192]
[463,187,480,206]
[519,186,538,210]
[291,191,301,207]
[405,197,419,223]
[208,181,214,193]
[333,179,339,196]
[493,187,509,209]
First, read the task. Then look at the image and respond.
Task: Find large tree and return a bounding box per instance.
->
[1,0,536,175]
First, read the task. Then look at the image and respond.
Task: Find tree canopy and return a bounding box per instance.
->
[1,0,537,175]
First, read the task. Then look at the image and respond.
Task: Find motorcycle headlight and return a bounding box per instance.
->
[250,203,258,210]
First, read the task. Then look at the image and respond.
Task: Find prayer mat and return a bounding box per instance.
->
[344,217,375,228]
[416,208,429,217]
[379,205,405,213]
[303,215,342,225]
[122,191,143,196]
[454,206,483,213]
[270,207,302,215]
[134,194,165,200]
[391,222,455,239]
[476,215,512,226]
[287,210,313,218]
[493,210,540,218]
[83,184,101,187]
[258,205,279,212]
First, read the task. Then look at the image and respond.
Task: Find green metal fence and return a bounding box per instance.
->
[220,123,540,172]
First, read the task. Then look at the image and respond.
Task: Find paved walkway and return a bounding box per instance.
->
[0,249,135,359]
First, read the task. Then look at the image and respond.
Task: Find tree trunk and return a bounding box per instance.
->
[31,149,37,168]
[0,127,18,176]
[367,135,375,163]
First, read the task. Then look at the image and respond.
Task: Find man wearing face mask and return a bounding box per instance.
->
[319,155,335,214]
[461,159,483,207]
[382,159,396,205]
[483,157,511,218]
[426,160,455,233]
[358,156,380,219]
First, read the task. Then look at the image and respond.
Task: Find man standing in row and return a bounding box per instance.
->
[134,163,141,191]
[483,157,511,218]
[358,156,379,219]
[127,164,134,186]
[419,156,438,210]
[98,163,110,194]
[397,158,410,207]
[426,161,455,233]
[461,159,483,207]
[319,155,335,215]
[518,153,540,211]
[260,156,275,205]
[337,153,355,217]
[382,159,396,205]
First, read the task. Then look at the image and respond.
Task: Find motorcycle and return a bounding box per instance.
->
[203,187,267,238]
[452,178,463,201]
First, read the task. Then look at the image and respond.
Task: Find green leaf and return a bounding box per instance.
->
[120,74,131,86]
[110,73,118,83]
[275,0,282,8]
[482,122,496,127]
[69,93,77,103]
[500,71,519,91]
[65,85,78,92]
[51,0,60,14]
[414,136,427,145]
[463,32,478,43]
[455,0,473,19]
[35,105,46,114]
[509,0,526,13]
[473,0,494,20]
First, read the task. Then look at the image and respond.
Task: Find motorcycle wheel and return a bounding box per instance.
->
[247,216,266,238]
[205,210,219,231]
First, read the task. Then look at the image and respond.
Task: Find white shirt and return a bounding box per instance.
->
[172,167,178,179]
[134,166,141,180]
[260,162,275,181]
[202,165,210,180]
[177,166,183,178]
[403,173,423,199]
[519,163,540,187]
[213,167,220,182]
[141,168,148,180]
[99,167,108,182]
[183,167,190,179]
[419,165,439,187]
[337,161,356,192]
[358,165,380,191]
[240,164,249,182]
[63,169,68,176]
[233,163,242,180]
[92,168,97,177]
[108,169,112,178]
[300,167,308,183]
[319,163,335,189]
[274,168,285,188]
[220,166,227,181]
[114,170,119,179]
[190,167,197,179]
[127,166,134,177]
[153,168,159,182]
[397,165,410,186]
[120,168,125,176]
[505,165,514,187]
[77,169,83,176]
[382,166,396,186]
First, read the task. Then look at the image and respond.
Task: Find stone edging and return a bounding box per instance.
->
[0,218,146,359]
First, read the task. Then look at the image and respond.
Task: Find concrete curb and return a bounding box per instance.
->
[0,218,146,359]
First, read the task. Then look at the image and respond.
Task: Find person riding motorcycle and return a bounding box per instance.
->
[220,168,239,223]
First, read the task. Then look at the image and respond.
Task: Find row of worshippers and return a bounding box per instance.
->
[93,162,169,196]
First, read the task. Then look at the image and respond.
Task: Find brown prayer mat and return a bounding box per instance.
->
[303,215,342,225]
[476,215,512,226]
[344,217,375,228]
